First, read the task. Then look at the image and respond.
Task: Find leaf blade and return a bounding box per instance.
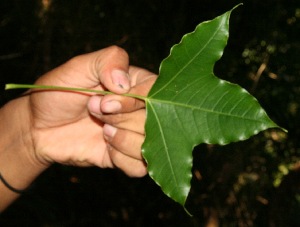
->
[142,6,280,207]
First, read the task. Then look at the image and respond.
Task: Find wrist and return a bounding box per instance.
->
[0,96,49,192]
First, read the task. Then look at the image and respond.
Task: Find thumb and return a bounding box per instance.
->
[92,46,130,94]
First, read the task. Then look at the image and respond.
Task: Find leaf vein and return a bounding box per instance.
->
[150,98,266,123]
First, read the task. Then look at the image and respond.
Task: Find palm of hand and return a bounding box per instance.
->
[29,85,110,168]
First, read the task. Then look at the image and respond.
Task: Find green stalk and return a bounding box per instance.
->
[5,84,147,100]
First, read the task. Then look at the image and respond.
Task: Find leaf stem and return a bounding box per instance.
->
[5,84,147,100]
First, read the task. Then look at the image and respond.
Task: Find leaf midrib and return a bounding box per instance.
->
[147,101,180,188]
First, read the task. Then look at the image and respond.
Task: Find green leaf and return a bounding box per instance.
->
[142,5,280,207]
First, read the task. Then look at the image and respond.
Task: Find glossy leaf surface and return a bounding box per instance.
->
[142,6,279,206]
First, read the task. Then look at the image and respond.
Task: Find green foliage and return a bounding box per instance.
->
[142,5,281,208]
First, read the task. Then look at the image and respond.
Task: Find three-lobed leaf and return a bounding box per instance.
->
[142,5,280,207]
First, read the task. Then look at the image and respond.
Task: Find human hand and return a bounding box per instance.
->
[28,46,156,177]
[88,66,156,176]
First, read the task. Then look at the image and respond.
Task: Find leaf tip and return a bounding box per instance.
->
[267,119,288,134]
[279,126,288,134]
[183,206,193,217]
[233,3,244,10]
[226,3,243,20]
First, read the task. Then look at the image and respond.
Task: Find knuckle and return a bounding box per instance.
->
[112,129,127,147]
[102,113,126,126]
[127,164,148,178]
[111,113,126,125]
[105,45,128,59]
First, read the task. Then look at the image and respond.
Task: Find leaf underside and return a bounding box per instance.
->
[142,6,279,207]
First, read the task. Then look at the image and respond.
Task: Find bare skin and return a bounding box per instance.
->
[0,46,156,212]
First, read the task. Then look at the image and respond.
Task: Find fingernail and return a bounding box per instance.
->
[102,100,121,113]
[112,69,130,91]
[88,95,103,115]
[103,124,117,140]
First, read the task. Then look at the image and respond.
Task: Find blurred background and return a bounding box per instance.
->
[0,0,299,226]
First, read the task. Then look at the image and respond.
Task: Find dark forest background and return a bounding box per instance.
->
[0,0,299,226]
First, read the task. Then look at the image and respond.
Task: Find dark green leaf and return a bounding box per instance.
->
[142,5,280,206]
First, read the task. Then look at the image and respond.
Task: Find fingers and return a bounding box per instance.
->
[103,124,147,177]
[100,72,156,114]
[108,146,147,177]
[87,95,145,116]
[105,68,156,113]
[91,46,131,94]
[97,109,146,134]
[103,124,144,160]
[87,69,156,116]
[101,94,145,114]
